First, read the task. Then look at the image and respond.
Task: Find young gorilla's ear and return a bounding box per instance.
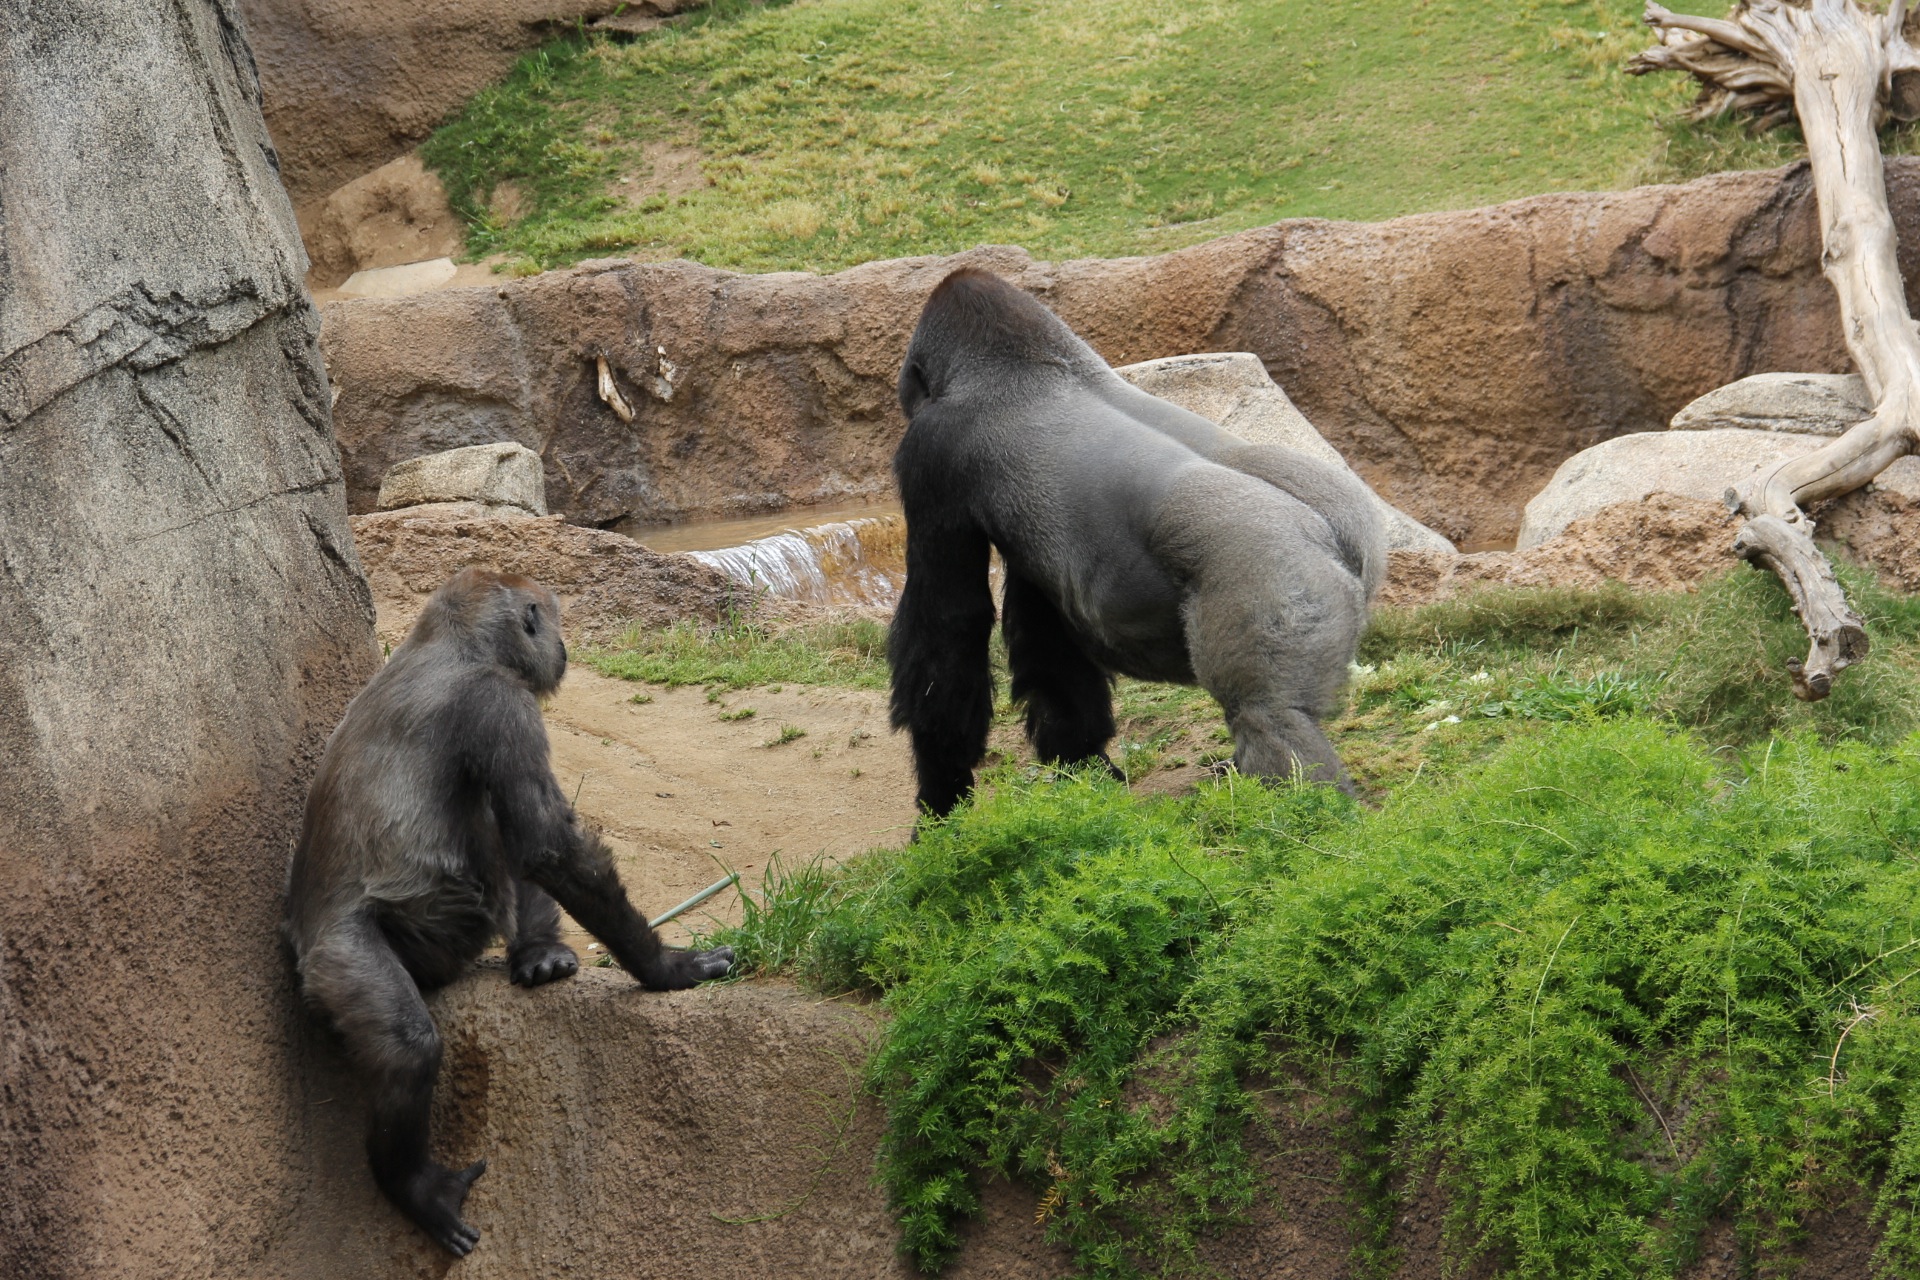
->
[898,359,932,418]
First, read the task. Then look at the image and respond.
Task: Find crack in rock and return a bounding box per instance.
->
[0,278,294,429]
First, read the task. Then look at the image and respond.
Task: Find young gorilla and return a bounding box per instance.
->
[284,567,733,1257]
[890,268,1384,816]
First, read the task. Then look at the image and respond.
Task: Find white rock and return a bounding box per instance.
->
[1868,454,1920,499]
[339,256,459,299]
[1516,428,1828,549]
[1115,351,1456,554]
[1670,372,1871,436]
[377,442,547,516]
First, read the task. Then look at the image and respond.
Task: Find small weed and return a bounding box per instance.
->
[629,692,654,705]
[765,724,807,747]
[719,706,758,722]
[707,851,847,982]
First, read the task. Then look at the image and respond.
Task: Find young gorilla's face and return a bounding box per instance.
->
[498,580,566,695]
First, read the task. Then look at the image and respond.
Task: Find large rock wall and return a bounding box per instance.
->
[0,3,379,1275]
[321,161,1876,548]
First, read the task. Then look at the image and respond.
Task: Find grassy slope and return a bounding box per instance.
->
[420,0,1843,275]
[580,568,1920,1276]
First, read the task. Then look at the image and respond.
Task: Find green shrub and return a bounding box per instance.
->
[718,726,1920,1277]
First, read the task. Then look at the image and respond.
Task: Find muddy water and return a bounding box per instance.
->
[626,501,908,608]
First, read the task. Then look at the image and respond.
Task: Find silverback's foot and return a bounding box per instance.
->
[390,1159,486,1257]
[508,939,579,987]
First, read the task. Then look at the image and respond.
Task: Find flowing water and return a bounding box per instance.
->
[626,502,908,608]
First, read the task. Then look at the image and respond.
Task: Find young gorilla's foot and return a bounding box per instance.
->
[507,938,579,987]
[640,944,735,990]
[385,1158,487,1257]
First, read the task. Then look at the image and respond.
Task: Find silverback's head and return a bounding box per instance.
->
[413,566,568,695]
[897,268,1105,418]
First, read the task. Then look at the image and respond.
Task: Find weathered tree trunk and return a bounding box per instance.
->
[1630,0,1920,698]
[0,3,378,1276]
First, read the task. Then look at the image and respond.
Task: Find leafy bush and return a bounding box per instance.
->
[717,727,1920,1277]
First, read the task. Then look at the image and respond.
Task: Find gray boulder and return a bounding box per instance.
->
[1670,372,1872,436]
[1517,428,1829,548]
[1115,352,1456,554]
[377,441,547,516]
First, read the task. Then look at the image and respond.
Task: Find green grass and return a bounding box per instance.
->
[586,565,1920,800]
[584,614,889,688]
[418,0,1899,276]
[1326,566,1920,795]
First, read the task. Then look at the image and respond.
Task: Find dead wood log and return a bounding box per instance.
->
[1629,0,1920,698]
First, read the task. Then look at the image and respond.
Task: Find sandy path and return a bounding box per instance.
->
[542,668,919,948]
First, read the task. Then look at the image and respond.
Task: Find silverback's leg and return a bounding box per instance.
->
[1002,572,1118,771]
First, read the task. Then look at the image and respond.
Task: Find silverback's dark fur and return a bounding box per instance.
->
[284,567,732,1256]
[889,269,1383,815]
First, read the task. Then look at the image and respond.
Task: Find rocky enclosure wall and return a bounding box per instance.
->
[0,4,379,1275]
[321,160,1897,548]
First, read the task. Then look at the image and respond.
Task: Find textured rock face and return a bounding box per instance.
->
[1115,351,1455,554]
[1386,486,1920,609]
[351,509,737,640]
[237,0,706,205]
[1669,371,1873,435]
[297,152,462,287]
[0,5,378,1275]
[1116,352,1334,456]
[1384,495,1743,605]
[1515,428,1830,549]
[378,440,548,515]
[321,160,1920,548]
[266,970,908,1279]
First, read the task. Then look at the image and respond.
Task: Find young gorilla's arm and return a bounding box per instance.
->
[476,683,731,989]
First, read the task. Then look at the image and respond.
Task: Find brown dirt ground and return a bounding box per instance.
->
[542,669,919,948]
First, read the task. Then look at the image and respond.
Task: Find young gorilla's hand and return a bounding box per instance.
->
[640,944,735,990]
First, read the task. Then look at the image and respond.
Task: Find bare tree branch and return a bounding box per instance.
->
[1631,0,1920,697]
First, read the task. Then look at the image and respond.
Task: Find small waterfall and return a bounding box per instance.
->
[687,514,906,607]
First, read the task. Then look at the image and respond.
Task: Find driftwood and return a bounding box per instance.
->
[1629,0,1920,698]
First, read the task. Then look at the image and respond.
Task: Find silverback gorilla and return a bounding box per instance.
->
[285,568,733,1256]
[889,268,1383,816]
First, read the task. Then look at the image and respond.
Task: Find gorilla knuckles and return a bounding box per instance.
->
[284,566,733,1257]
[889,268,1383,816]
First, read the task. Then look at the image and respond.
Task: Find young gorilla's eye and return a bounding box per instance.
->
[524,602,540,636]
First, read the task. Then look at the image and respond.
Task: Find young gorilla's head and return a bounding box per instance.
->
[419,567,568,694]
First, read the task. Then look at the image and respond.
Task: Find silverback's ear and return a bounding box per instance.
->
[898,359,932,418]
